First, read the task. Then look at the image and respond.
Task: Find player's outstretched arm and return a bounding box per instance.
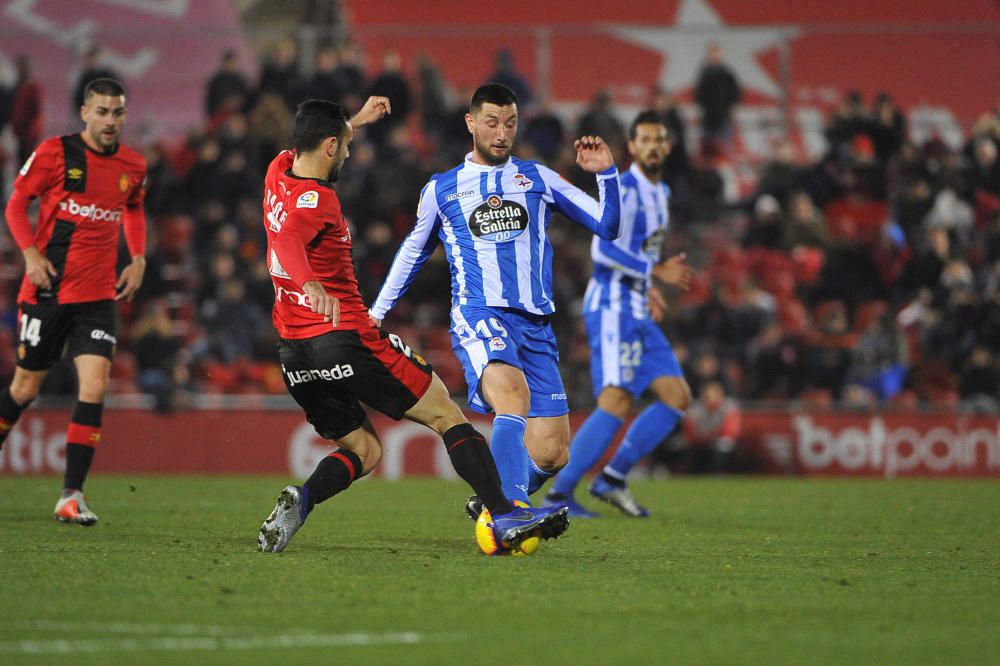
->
[351,96,391,128]
[541,139,622,240]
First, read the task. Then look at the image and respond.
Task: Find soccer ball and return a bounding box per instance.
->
[475,507,540,557]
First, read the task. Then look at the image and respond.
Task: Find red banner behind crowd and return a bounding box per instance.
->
[1,409,997,479]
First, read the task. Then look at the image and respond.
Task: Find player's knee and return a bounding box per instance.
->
[597,388,632,419]
[408,374,467,435]
[360,441,383,475]
[78,383,108,404]
[534,446,569,471]
[9,374,42,404]
[666,383,692,412]
[338,436,382,475]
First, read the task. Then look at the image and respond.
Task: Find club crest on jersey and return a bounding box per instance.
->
[513,173,533,189]
[489,336,507,351]
[469,196,528,242]
[119,173,130,193]
[296,190,319,209]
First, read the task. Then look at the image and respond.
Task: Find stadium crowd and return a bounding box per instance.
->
[1,37,998,420]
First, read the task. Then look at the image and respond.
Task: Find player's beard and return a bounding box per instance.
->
[639,153,664,180]
[92,127,119,153]
[328,157,345,182]
[474,134,511,166]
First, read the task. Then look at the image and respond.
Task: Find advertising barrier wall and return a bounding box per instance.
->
[1,409,997,478]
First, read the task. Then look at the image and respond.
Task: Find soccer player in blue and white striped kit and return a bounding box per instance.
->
[371,83,621,516]
[544,110,694,517]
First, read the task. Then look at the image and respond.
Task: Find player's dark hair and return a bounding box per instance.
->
[84,78,126,101]
[292,99,351,153]
[470,82,518,114]
[629,109,669,141]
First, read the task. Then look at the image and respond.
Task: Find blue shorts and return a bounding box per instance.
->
[585,310,683,399]
[450,305,569,417]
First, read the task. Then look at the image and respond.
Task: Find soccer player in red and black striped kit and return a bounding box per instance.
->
[1,78,147,525]
[256,97,569,552]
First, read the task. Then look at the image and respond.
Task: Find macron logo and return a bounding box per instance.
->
[59,198,122,223]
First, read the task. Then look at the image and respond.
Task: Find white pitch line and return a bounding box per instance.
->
[0,631,439,654]
[18,621,258,636]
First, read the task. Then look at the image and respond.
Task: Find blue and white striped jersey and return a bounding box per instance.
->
[371,153,621,318]
[582,162,670,320]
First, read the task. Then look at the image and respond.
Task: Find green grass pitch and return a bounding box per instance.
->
[1,475,998,664]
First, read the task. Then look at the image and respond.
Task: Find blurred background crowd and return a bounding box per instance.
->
[0,7,998,431]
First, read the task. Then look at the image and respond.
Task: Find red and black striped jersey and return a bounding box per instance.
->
[263,150,372,339]
[9,134,146,304]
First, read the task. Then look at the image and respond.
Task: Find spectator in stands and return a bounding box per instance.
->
[782,190,828,251]
[902,226,949,295]
[825,90,871,161]
[744,194,783,250]
[970,136,1000,197]
[10,55,42,166]
[132,299,180,398]
[694,43,741,147]
[333,42,367,110]
[487,49,532,107]
[524,97,564,162]
[417,53,450,140]
[747,321,805,399]
[197,277,269,363]
[871,92,906,165]
[259,38,302,110]
[803,301,854,399]
[71,45,121,115]
[205,49,250,119]
[848,312,909,400]
[687,349,731,398]
[683,381,742,474]
[958,344,999,412]
[366,50,411,147]
[924,184,975,246]
[300,46,344,105]
[576,89,626,156]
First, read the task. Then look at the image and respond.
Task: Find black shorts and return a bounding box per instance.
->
[15,300,117,371]
[279,326,434,440]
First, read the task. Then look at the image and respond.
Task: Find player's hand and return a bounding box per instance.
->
[116,255,146,302]
[369,313,382,328]
[23,246,57,291]
[648,286,668,323]
[652,253,693,291]
[351,96,391,128]
[303,281,341,326]
[574,135,614,173]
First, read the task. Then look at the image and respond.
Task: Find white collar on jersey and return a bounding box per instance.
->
[464,152,512,171]
[629,161,664,188]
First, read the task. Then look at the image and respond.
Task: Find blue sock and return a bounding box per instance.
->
[490,414,529,504]
[604,402,683,481]
[550,408,624,497]
[526,457,556,496]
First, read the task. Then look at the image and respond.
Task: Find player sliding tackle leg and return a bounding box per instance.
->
[255,96,567,553]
